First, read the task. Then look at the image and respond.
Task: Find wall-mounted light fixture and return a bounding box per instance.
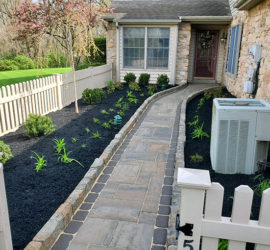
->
[220,33,227,43]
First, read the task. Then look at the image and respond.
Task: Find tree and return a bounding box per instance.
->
[13,0,112,114]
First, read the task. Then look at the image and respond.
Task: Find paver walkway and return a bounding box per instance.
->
[52,83,217,250]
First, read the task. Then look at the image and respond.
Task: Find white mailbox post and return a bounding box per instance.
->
[177,168,211,250]
[0,163,13,250]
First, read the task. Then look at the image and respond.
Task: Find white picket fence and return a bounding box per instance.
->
[0,64,112,136]
[177,168,270,250]
[0,162,13,250]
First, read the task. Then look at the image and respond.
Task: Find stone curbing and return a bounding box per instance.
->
[167,85,222,250]
[24,85,184,250]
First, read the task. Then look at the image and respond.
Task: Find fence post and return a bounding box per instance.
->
[54,74,63,110]
[177,168,211,250]
[0,162,13,250]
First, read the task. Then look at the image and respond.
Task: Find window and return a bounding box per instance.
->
[123,27,170,69]
[123,28,145,68]
[226,24,243,75]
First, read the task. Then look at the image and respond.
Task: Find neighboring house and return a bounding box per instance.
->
[104,0,270,103]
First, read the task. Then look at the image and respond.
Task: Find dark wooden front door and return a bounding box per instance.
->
[194,30,219,78]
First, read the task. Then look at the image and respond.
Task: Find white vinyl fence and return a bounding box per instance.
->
[177,168,270,250]
[0,64,112,136]
[0,162,13,250]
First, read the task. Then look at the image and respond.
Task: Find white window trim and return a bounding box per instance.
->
[122,26,171,70]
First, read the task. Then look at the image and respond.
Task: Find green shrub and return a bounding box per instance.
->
[0,141,13,164]
[157,74,169,88]
[0,59,19,71]
[35,57,49,69]
[82,88,106,104]
[14,56,35,70]
[76,64,89,70]
[138,73,150,86]
[115,82,123,90]
[48,52,67,68]
[129,82,141,91]
[124,73,136,84]
[23,114,55,138]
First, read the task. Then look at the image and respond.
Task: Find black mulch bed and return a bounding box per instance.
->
[185,89,270,249]
[2,84,171,250]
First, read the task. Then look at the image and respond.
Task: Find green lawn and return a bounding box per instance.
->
[0,67,72,87]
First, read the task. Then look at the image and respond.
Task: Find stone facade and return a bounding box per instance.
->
[222,0,270,103]
[175,22,192,86]
[106,22,117,81]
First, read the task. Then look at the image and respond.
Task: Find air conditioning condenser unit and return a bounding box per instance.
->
[210,98,270,174]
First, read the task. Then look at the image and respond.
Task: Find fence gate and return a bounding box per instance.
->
[0,163,13,250]
[177,168,270,250]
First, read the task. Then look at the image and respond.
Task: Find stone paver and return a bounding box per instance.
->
[51,83,216,250]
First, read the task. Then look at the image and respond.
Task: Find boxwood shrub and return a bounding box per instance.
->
[138,73,150,86]
[157,74,169,88]
[23,114,55,138]
[124,73,136,84]
[82,88,106,104]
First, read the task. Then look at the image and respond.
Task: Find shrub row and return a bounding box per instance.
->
[0,53,68,71]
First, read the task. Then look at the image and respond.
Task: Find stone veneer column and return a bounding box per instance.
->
[106,22,117,81]
[175,22,191,86]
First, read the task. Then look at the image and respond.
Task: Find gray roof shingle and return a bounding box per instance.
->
[110,0,232,20]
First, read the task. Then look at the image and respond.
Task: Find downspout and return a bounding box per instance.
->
[116,21,120,82]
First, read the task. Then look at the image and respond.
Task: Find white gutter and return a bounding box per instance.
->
[233,0,264,10]
[179,16,232,24]
[116,21,120,82]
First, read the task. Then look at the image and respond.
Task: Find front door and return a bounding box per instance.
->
[194,30,219,78]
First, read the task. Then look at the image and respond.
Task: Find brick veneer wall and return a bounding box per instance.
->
[222,0,270,102]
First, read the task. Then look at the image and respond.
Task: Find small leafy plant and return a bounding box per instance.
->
[93,117,100,124]
[71,137,78,143]
[0,140,13,164]
[191,123,209,140]
[147,84,157,96]
[138,73,150,86]
[117,110,125,116]
[140,93,144,97]
[81,144,86,148]
[102,122,111,129]
[197,97,205,110]
[109,108,115,112]
[126,91,135,98]
[115,97,124,108]
[85,127,90,133]
[58,148,84,167]
[115,82,123,90]
[204,88,226,99]
[23,114,55,138]
[91,131,101,139]
[190,153,204,163]
[124,72,136,84]
[253,174,270,196]
[122,102,129,111]
[129,82,141,91]
[32,151,47,172]
[188,115,199,127]
[101,109,109,115]
[157,74,169,88]
[128,97,139,104]
[53,138,66,155]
